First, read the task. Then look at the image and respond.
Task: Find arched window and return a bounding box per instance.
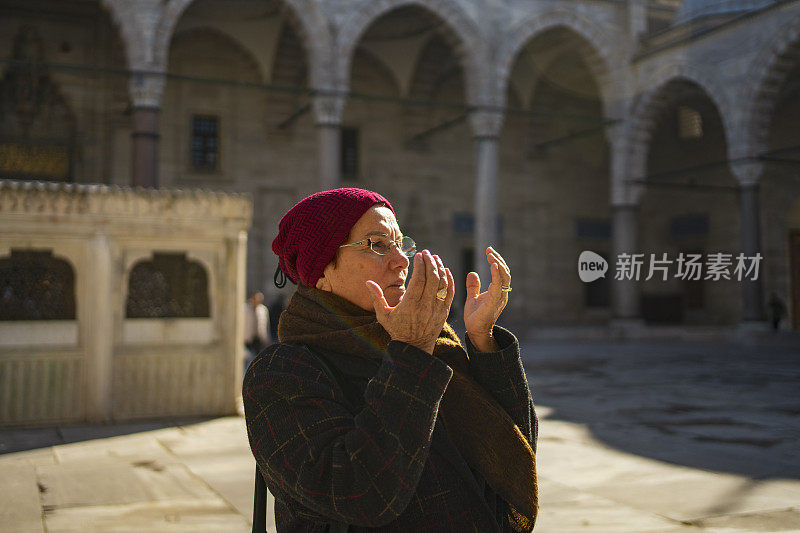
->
[0,250,76,320]
[126,253,210,318]
[0,26,77,182]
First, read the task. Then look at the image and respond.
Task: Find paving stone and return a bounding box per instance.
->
[53,432,179,466]
[690,508,800,531]
[0,463,44,533]
[0,446,56,467]
[43,498,250,532]
[179,453,256,519]
[37,461,218,509]
[535,478,695,532]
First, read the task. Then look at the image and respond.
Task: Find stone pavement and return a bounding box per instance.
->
[1,334,799,532]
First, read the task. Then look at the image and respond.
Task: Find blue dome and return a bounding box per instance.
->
[675,0,776,24]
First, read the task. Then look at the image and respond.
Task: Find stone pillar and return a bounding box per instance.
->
[739,183,765,321]
[84,233,114,422]
[611,204,641,320]
[312,92,346,191]
[470,109,504,284]
[129,71,165,188]
[608,120,645,327]
[226,229,249,408]
[732,161,767,324]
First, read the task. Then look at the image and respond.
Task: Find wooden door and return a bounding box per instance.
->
[791,231,800,330]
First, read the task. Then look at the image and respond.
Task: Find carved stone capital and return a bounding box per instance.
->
[730,160,763,188]
[312,92,346,127]
[129,70,166,109]
[469,108,505,139]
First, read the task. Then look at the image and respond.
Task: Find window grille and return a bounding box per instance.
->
[191,115,219,171]
[341,127,359,181]
[678,106,703,139]
[0,250,75,320]
[126,253,210,318]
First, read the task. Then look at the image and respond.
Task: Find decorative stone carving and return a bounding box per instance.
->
[312,91,347,126]
[0,180,252,227]
[469,108,504,139]
[0,26,76,181]
[129,70,167,109]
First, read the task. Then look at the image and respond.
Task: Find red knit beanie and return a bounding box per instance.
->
[272,188,395,287]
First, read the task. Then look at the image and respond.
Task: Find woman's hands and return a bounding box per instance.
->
[464,247,511,352]
[366,250,454,354]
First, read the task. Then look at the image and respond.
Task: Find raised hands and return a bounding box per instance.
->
[464,247,511,352]
[366,250,454,354]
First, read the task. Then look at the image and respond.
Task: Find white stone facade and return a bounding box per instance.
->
[1,0,799,332]
[0,181,252,426]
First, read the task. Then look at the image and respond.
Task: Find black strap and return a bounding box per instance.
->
[252,468,267,533]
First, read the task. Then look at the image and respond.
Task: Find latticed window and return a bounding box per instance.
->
[126,253,210,318]
[341,127,359,181]
[191,115,219,171]
[0,250,76,320]
[678,106,703,139]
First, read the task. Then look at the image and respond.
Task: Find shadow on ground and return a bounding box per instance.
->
[0,417,217,455]
[522,333,800,480]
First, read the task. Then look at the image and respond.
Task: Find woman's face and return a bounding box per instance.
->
[316,205,410,310]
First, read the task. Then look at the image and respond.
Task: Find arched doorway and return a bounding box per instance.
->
[503,26,611,325]
[638,79,740,325]
[763,44,800,330]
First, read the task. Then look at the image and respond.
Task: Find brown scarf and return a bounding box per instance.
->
[278,285,537,531]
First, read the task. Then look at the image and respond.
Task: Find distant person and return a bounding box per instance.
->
[768,292,787,331]
[244,292,270,371]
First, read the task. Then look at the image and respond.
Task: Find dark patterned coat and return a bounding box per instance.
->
[242,326,537,532]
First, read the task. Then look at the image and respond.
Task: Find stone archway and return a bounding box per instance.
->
[153,0,330,87]
[495,8,621,116]
[628,65,736,194]
[630,76,742,325]
[501,23,614,324]
[336,0,485,104]
[733,13,800,160]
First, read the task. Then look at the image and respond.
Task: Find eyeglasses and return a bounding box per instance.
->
[339,234,417,257]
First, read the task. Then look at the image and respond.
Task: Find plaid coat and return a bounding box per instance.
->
[243,325,537,532]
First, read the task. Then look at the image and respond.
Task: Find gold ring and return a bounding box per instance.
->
[436,288,447,300]
[501,285,512,292]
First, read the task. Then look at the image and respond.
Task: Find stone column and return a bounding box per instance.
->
[608,122,645,326]
[129,71,165,188]
[470,109,504,285]
[732,161,767,324]
[312,92,346,191]
[225,229,249,410]
[611,204,641,320]
[84,233,114,422]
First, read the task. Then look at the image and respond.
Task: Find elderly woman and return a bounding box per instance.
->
[243,188,537,533]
